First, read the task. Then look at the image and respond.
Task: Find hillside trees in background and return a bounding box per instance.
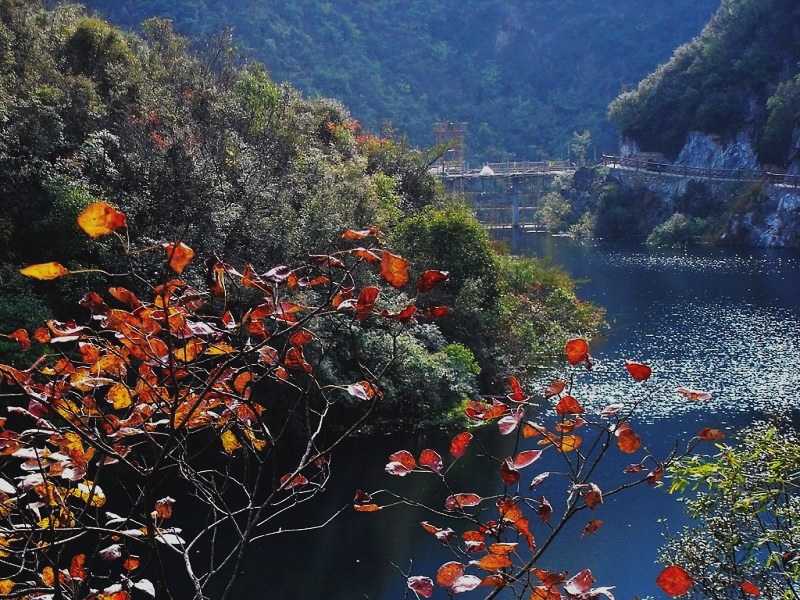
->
[0,1,601,422]
[81,0,718,162]
[609,0,800,165]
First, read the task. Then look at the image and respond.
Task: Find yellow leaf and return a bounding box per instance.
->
[205,342,237,356]
[20,262,70,280]
[77,201,127,237]
[0,579,13,594]
[220,430,241,454]
[173,339,204,362]
[107,383,132,410]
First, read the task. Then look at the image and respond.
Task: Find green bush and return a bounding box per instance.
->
[647,213,710,246]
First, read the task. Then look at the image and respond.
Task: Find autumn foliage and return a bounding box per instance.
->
[0,205,452,598]
[355,338,726,598]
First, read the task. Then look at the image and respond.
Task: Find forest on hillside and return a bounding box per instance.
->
[609,0,800,166]
[82,0,718,162]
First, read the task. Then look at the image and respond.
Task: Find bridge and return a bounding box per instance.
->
[437,155,799,227]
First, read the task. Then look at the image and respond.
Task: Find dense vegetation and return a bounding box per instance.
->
[609,0,800,165]
[81,0,718,162]
[0,0,600,423]
[663,422,800,597]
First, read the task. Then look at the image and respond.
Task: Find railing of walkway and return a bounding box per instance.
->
[439,160,574,177]
[601,155,800,188]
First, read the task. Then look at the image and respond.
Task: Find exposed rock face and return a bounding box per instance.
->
[676,131,759,171]
[789,125,800,175]
[724,188,800,247]
[619,137,640,158]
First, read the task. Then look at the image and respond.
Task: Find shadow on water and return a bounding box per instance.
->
[239,232,800,599]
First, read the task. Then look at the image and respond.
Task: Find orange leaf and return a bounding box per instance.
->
[418,269,449,293]
[472,554,512,572]
[740,580,761,596]
[353,503,381,512]
[564,338,589,365]
[20,262,70,280]
[698,427,725,441]
[164,242,196,274]
[544,379,565,398]
[380,251,409,288]
[107,383,132,410]
[556,395,584,415]
[656,565,692,596]
[489,542,517,555]
[289,329,314,347]
[625,360,652,382]
[531,586,562,600]
[350,248,381,265]
[154,496,175,519]
[436,561,464,587]
[342,228,376,240]
[109,286,142,309]
[8,328,31,351]
[77,201,127,237]
[33,327,51,343]
[617,427,642,453]
[0,580,14,594]
[123,556,141,571]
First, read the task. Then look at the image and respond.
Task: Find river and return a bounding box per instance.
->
[246,232,800,599]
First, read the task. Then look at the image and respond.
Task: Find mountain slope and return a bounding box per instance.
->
[82,0,718,162]
[608,0,800,166]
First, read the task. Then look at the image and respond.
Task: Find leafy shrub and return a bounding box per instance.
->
[647,213,710,247]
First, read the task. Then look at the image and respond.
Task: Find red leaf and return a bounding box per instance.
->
[284,347,312,373]
[423,305,450,318]
[407,576,434,598]
[445,493,482,511]
[450,432,473,459]
[698,427,725,441]
[8,329,30,351]
[582,519,603,537]
[289,329,314,347]
[512,449,543,469]
[279,473,309,489]
[647,466,664,485]
[583,483,603,509]
[419,449,443,474]
[536,496,553,522]
[309,254,345,269]
[544,379,565,399]
[556,395,584,415]
[385,450,417,476]
[740,580,761,596]
[507,376,529,402]
[380,251,409,288]
[418,269,449,293]
[380,304,417,323]
[564,338,589,365]
[625,360,652,382]
[355,286,380,321]
[345,381,381,401]
[500,459,521,485]
[656,565,692,596]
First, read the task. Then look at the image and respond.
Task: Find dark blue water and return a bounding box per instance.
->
[246,233,800,599]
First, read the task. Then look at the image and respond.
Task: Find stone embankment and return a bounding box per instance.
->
[611,132,800,247]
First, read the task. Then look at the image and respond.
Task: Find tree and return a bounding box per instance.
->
[355,341,723,598]
[661,422,800,598]
[0,203,453,599]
